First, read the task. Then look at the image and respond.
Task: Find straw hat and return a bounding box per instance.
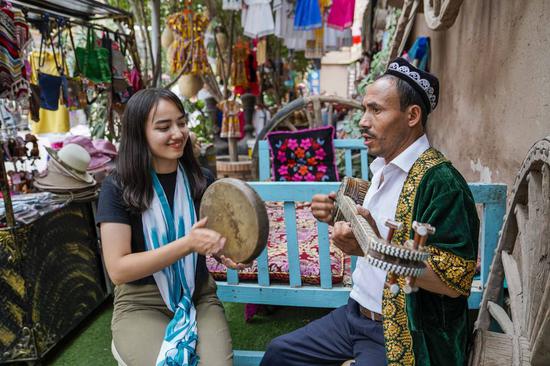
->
[45,144,94,183]
[34,158,96,191]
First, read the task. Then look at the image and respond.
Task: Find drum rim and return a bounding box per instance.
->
[199,178,269,264]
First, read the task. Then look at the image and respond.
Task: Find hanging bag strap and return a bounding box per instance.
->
[68,22,81,76]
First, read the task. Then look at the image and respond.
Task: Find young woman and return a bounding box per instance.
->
[97,88,240,366]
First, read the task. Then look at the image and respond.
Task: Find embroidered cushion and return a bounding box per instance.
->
[206,202,346,284]
[267,126,339,182]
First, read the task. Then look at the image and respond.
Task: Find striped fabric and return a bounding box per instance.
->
[0,6,28,100]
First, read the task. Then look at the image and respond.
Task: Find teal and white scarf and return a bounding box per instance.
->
[142,164,199,366]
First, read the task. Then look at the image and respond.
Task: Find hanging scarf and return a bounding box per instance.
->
[142,164,199,366]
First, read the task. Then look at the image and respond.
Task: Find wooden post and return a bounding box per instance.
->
[0,150,15,228]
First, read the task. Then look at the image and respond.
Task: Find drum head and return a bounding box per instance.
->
[199,178,269,264]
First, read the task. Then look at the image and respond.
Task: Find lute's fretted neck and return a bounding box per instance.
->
[336,194,379,256]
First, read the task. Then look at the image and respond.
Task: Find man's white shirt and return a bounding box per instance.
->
[349,134,430,313]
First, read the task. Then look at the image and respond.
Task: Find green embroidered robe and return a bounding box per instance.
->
[381,148,479,366]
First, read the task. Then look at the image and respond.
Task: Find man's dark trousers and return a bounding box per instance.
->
[260,298,386,366]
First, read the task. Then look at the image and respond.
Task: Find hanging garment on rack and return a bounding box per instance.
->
[166,10,210,75]
[323,25,352,51]
[219,100,242,139]
[273,0,308,51]
[223,0,242,10]
[327,0,355,30]
[241,0,274,38]
[231,40,249,92]
[256,38,267,66]
[30,102,70,134]
[29,52,69,133]
[294,0,322,30]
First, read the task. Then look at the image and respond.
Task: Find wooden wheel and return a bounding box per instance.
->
[251,95,364,177]
[471,136,550,365]
[423,0,464,30]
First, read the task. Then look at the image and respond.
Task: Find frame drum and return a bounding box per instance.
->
[199,178,269,264]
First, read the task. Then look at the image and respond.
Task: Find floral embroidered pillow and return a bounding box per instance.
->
[267,126,339,182]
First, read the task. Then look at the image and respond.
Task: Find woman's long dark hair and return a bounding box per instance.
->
[114,88,206,213]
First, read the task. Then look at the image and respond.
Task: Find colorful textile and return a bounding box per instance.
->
[231,40,249,90]
[141,164,199,366]
[267,126,338,182]
[206,202,346,284]
[0,6,28,99]
[166,10,210,76]
[273,0,308,51]
[294,0,322,30]
[327,0,355,30]
[219,100,242,138]
[242,0,274,38]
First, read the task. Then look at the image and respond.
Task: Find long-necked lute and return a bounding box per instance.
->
[332,177,435,295]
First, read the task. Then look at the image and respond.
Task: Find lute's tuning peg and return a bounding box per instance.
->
[384,219,403,243]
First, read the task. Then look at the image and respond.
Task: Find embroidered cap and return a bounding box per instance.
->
[384,57,439,113]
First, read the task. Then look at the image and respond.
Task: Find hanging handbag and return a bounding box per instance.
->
[37,15,68,111]
[111,36,129,79]
[75,27,112,83]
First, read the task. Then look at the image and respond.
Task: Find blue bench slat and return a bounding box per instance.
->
[333,139,367,149]
[344,149,353,177]
[259,142,271,181]
[249,182,340,201]
[317,222,332,289]
[257,247,270,286]
[233,351,264,366]
[360,150,369,180]
[227,269,239,285]
[284,202,302,288]
[217,282,351,308]
[481,201,506,286]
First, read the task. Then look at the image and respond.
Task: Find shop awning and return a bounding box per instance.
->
[9,0,130,21]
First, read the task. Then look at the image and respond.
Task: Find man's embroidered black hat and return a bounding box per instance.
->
[384,57,439,113]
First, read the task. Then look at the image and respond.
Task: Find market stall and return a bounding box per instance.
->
[0,0,138,363]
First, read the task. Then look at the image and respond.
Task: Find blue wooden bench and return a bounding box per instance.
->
[216,139,507,366]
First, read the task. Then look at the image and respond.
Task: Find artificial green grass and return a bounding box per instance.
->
[45,303,116,366]
[224,303,332,351]
[45,302,332,365]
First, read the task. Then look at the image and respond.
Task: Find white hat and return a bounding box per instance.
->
[45,144,94,184]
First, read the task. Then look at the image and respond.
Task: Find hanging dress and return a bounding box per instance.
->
[327,0,356,30]
[219,100,242,139]
[231,40,249,94]
[166,10,210,75]
[294,0,322,30]
[241,0,274,38]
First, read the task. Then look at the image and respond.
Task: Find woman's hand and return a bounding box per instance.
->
[213,254,251,270]
[187,217,226,256]
[311,192,337,225]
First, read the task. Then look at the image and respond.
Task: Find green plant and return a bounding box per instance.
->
[182,99,213,144]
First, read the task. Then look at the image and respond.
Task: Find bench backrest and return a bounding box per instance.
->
[216,181,506,310]
[258,139,369,181]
